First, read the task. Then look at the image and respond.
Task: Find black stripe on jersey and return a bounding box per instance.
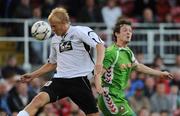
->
[88,31,102,44]
[62,33,68,39]
[83,42,95,64]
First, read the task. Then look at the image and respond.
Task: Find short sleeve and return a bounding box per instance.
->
[103,49,116,69]
[77,26,104,48]
[48,43,57,64]
[130,50,139,70]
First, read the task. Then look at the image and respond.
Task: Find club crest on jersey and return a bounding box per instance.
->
[59,41,73,53]
[119,105,129,115]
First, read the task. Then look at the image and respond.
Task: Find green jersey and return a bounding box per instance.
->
[98,43,137,116]
[102,43,137,90]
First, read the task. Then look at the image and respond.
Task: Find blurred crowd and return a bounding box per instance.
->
[0,0,180,116]
[0,0,180,25]
[0,54,179,116]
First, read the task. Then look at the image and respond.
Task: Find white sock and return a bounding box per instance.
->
[17,110,29,116]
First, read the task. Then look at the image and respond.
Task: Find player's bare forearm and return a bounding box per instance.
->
[96,44,105,65]
[135,63,163,77]
[31,63,57,77]
[94,68,106,94]
[95,44,105,75]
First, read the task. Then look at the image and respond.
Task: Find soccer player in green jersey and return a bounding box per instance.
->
[95,19,174,116]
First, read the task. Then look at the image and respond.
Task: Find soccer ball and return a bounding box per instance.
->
[31,21,52,40]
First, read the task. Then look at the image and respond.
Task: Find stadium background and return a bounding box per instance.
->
[0,0,180,116]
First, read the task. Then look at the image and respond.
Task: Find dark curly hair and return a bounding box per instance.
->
[113,17,132,42]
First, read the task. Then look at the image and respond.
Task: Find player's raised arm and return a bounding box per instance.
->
[135,63,174,79]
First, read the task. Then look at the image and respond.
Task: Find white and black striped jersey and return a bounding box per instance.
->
[48,26,104,78]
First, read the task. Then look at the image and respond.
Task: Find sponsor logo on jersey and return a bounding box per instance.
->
[119,63,133,69]
[59,41,73,52]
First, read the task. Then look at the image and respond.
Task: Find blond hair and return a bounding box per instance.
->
[48,7,70,23]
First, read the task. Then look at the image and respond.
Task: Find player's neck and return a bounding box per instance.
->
[116,41,127,48]
[61,24,70,36]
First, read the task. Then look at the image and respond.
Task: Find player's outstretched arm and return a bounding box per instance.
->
[20,63,57,83]
[135,63,174,79]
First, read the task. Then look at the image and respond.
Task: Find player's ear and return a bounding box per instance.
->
[115,32,120,38]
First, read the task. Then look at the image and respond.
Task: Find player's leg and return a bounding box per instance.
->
[98,94,136,116]
[68,77,99,116]
[17,92,50,116]
[18,79,59,116]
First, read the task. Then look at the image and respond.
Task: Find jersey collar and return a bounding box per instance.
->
[113,43,129,51]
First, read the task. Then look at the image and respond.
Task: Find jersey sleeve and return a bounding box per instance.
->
[130,50,139,70]
[103,49,116,69]
[77,27,104,48]
[48,41,57,64]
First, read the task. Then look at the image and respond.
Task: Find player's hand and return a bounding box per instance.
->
[94,64,103,76]
[160,71,174,79]
[94,73,104,94]
[96,85,104,95]
[20,73,35,83]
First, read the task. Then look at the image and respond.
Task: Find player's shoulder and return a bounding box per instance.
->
[126,46,134,53]
[106,44,117,54]
[74,26,93,33]
[50,34,60,43]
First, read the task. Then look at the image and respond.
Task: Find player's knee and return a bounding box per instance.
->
[31,94,47,108]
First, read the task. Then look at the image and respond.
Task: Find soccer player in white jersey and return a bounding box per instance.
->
[17,7,105,116]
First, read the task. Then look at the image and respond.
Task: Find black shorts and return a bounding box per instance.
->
[40,76,98,114]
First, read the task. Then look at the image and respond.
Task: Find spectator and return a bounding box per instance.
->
[144,76,156,98]
[0,78,11,115]
[164,13,173,23]
[13,0,32,18]
[171,5,180,23]
[134,0,156,17]
[0,107,7,116]
[29,78,41,94]
[0,0,19,18]
[151,112,160,116]
[7,82,36,114]
[77,0,103,23]
[41,0,55,18]
[39,103,58,116]
[173,95,180,116]
[170,70,180,89]
[150,82,171,114]
[170,54,180,71]
[160,110,169,116]
[138,107,150,116]
[129,83,151,113]
[168,85,179,113]
[1,55,25,79]
[153,55,167,71]
[101,0,122,29]
[32,6,41,19]
[136,52,145,64]
[141,8,157,23]
[119,0,135,17]
[156,0,170,22]
[128,72,146,98]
